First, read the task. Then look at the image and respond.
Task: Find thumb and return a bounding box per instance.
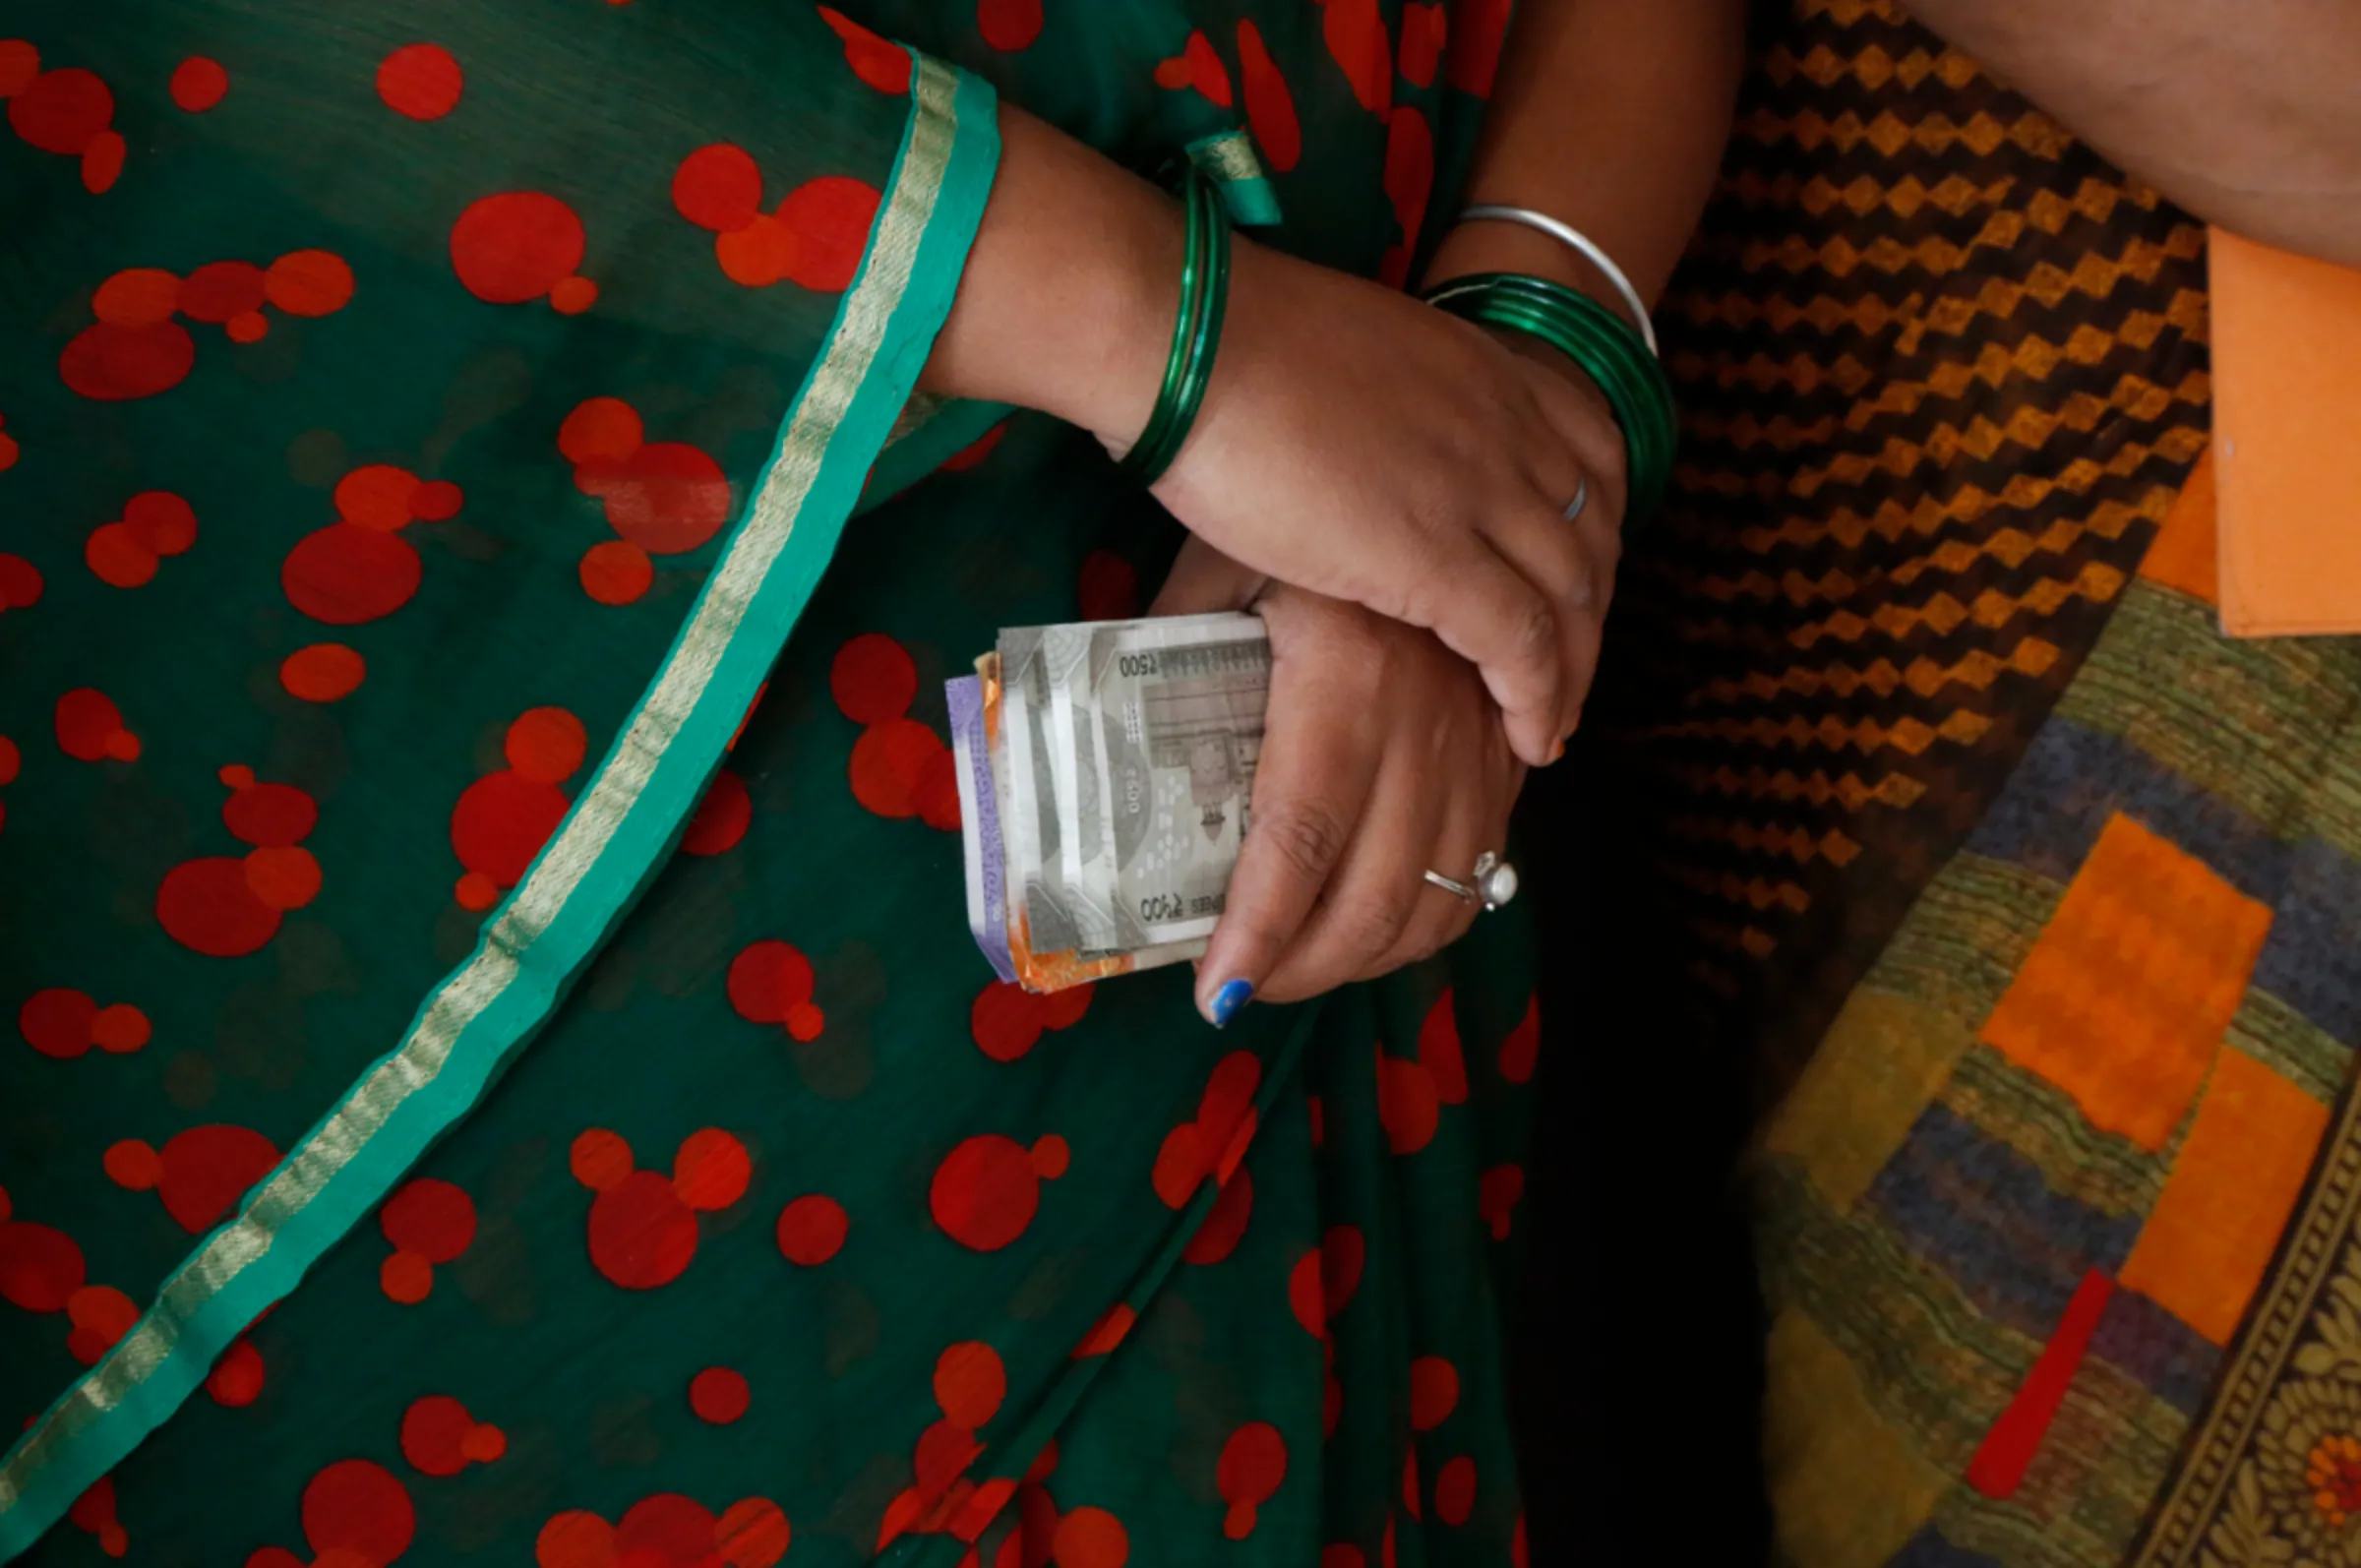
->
[1151,535,1269,617]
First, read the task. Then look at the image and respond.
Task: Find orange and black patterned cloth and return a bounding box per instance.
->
[1518,0,2361,1562]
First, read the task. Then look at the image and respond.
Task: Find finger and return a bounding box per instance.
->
[1255,749,1435,1002]
[1405,537,1565,769]
[1193,605,1385,1026]
[1376,767,1495,976]
[1557,504,1622,737]
[1481,487,1602,755]
[1150,535,1269,618]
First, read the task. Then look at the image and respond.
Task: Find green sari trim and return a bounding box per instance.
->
[0,55,1002,1561]
[1186,131,1283,227]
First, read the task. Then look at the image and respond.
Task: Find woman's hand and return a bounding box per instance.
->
[1151,539,1527,1020]
[920,108,1625,766]
[1140,237,1627,766]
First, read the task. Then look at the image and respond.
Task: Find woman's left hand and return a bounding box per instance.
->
[1152,538,1530,1022]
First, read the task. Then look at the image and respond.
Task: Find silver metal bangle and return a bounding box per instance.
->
[1455,204,1660,358]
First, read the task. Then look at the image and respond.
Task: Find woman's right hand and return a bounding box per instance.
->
[922,107,1623,764]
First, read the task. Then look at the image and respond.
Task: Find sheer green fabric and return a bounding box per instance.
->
[0,3,1538,1565]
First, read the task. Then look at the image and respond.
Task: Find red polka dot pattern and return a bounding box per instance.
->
[207,1337,266,1407]
[1216,1422,1286,1538]
[402,1394,506,1474]
[817,8,914,93]
[281,642,367,703]
[930,1133,1059,1252]
[558,395,732,600]
[969,980,1091,1062]
[572,1129,750,1289]
[377,44,462,120]
[680,770,752,856]
[1408,1355,1459,1430]
[55,688,137,763]
[379,1178,477,1302]
[1377,106,1434,289]
[1433,1456,1476,1526]
[1181,1167,1253,1265]
[1418,990,1469,1106]
[282,465,456,627]
[1375,1045,1439,1156]
[450,708,584,908]
[1498,995,1540,1084]
[156,768,322,955]
[170,56,230,112]
[690,1367,751,1424]
[1154,32,1231,107]
[774,1193,847,1265]
[1321,0,1392,114]
[1288,1226,1364,1340]
[0,16,1546,1557]
[21,988,150,1059]
[670,145,883,292]
[302,1459,416,1566]
[978,0,1045,53]
[0,50,123,191]
[1151,1051,1260,1208]
[0,1213,87,1313]
[830,633,959,829]
[535,1495,788,1568]
[62,250,353,401]
[451,191,593,311]
[67,1475,127,1557]
[86,491,198,588]
[729,938,825,1042]
[104,1123,280,1233]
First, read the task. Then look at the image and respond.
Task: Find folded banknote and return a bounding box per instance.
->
[948,612,1270,993]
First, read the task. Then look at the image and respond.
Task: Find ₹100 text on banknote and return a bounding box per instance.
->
[947,612,1270,993]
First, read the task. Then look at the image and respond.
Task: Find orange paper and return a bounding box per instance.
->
[2211,228,2361,636]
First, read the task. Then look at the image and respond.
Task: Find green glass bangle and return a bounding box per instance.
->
[1120,164,1233,485]
[1421,271,1679,526]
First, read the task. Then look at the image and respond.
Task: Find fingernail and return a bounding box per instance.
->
[1207,979,1253,1028]
[1547,736,1566,764]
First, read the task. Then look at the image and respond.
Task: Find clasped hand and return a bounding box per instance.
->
[1141,239,1630,1021]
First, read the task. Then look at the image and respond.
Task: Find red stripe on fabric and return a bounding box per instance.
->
[1966,1268,2115,1498]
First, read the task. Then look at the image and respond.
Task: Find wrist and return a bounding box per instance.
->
[919,106,1180,446]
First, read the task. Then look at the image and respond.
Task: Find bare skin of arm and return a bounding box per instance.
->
[1906,0,2361,266]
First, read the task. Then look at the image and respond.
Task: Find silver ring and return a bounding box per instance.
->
[1562,477,1589,524]
[1423,852,1520,912]
[1423,869,1477,902]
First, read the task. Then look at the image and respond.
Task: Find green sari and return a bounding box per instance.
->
[0,4,1540,1565]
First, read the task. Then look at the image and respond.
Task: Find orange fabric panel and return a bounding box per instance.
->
[2118,1048,2330,1345]
[2210,229,2361,635]
[2139,444,2217,606]
[1980,813,2271,1150]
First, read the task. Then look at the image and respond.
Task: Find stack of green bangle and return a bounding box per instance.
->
[1120,162,1233,486]
[1421,271,1679,526]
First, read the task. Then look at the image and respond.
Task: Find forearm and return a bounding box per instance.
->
[1423,0,1747,308]
[918,106,1174,440]
[1907,0,2361,267]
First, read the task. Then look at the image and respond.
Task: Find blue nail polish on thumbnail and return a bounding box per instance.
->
[1209,979,1253,1028]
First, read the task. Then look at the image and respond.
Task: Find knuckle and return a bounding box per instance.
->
[1255,802,1353,882]
[1336,894,1412,963]
[1509,595,1558,663]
